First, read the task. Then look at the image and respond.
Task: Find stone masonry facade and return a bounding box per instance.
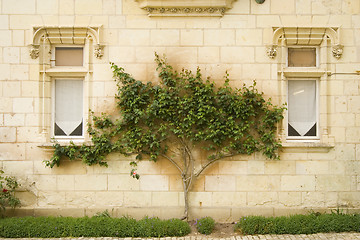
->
[0,0,359,222]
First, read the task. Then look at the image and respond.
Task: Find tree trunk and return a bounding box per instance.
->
[182,177,189,220]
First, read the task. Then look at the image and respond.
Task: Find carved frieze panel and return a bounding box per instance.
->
[135,0,237,16]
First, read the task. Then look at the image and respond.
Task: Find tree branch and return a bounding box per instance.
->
[160,153,183,174]
[194,153,237,177]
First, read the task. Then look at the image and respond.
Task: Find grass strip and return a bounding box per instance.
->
[235,213,360,235]
[0,216,190,238]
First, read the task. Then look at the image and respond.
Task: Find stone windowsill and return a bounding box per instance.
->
[281,68,327,77]
[281,142,334,153]
[38,141,92,150]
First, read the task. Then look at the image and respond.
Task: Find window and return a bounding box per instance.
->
[30,26,103,143]
[51,45,86,140]
[54,79,83,138]
[54,47,84,66]
[51,46,84,67]
[287,47,317,67]
[286,47,319,140]
[268,27,342,146]
[287,79,318,139]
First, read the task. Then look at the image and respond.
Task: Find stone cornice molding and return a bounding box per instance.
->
[135,0,237,16]
[267,27,343,59]
[30,26,104,59]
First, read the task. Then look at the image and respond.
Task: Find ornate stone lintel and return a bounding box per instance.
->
[29,44,40,59]
[332,44,343,59]
[266,45,277,59]
[94,44,104,59]
[144,6,227,16]
[136,0,236,16]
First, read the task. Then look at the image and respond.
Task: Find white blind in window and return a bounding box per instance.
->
[55,79,83,136]
[288,80,316,136]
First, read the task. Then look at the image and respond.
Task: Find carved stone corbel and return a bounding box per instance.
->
[29,44,40,59]
[332,44,343,59]
[266,45,277,59]
[94,44,104,59]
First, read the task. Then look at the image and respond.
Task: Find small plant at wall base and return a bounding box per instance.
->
[0,170,21,216]
[46,53,285,219]
[195,217,215,235]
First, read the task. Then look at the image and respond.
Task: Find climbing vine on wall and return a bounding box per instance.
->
[46,53,285,219]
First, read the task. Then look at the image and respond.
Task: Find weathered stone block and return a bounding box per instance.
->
[74,175,107,191]
[123,191,152,207]
[151,191,179,207]
[188,192,212,207]
[2,0,36,14]
[3,47,20,63]
[95,191,124,207]
[237,176,280,191]
[296,161,329,175]
[221,47,254,63]
[3,81,20,97]
[316,175,351,191]
[218,161,247,175]
[265,161,295,175]
[281,176,315,191]
[204,29,235,46]
[150,29,180,46]
[140,175,168,191]
[74,0,102,15]
[65,191,96,208]
[236,29,262,46]
[0,127,16,143]
[0,30,12,46]
[212,192,246,207]
[247,192,278,206]
[57,175,75,191]
[108,175,140,191]
[205,175,236,192]
[4,113,24,126]
[180,29,203,46]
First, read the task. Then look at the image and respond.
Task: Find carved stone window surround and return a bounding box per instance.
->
[29,26,104,59]
[135,0,237,16]
[266,27,343,59]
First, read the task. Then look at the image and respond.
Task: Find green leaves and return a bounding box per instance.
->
[0,170,21,215]
[49,53,285,171]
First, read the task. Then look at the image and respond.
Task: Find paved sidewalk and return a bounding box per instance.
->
[2,234,360,240]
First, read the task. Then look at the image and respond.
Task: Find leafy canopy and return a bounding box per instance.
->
[46,54,285,175]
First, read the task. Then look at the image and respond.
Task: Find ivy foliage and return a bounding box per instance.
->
[46,54,285,173]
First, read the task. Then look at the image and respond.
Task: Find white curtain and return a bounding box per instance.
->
[55,79,83,136]
[288,80,316,136]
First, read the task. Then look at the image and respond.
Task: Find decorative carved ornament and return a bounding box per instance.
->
[30,26,104,59]
[267,27,343,59]
[135,0,237,16]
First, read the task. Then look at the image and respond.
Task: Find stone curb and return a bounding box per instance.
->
[2,233,360,240]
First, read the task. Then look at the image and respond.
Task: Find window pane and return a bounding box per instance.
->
[288,80,317,137]
[55,79,83,136]
[55,47,83,66]
[288,48,316,67]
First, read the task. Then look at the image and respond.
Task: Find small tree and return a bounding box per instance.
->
[46,54,285,219]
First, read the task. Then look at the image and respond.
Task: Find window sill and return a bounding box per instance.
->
[281,142,334,153]
[38,141,92,150]
[282,68,326,77]
[42,67,91,77]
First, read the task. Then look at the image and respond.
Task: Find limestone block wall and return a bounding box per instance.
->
[0,0,359,222]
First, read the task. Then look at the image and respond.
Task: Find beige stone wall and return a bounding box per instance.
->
[0,0,360,222]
